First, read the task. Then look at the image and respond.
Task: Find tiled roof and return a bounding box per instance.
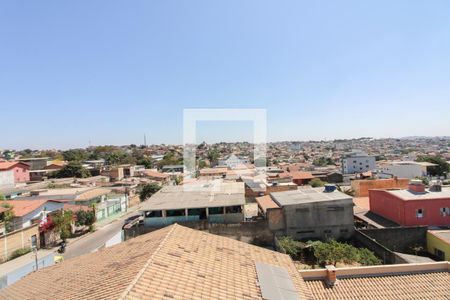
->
[3,200,48,217]
[289,171,314,180]
[0,224,312,300]
[143,169,170,179]
[63,203,92,212]
[256,195,280,213]
[75,187,111,201]
[301,262,450,300]
[0,161,29,170]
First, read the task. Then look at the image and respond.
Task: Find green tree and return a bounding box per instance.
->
[198,160,207,169]
[1,202,15,233]
[358,248,381,266]
[75,210,96,226]
[416,155,450,176]
[310,178,325,187]
[278,236,301,258]
[207,149,220,166]
[53,162,91,178]
[310,240,380,267]
[137,157,155,169]
[139,183,162,202]
[52,210,73,241]
[62,149,88,162]
[313,157,334,167]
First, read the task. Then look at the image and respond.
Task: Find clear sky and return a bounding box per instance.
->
[1,1,450,149]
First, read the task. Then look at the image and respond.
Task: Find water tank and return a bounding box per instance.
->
[324,184,336,193]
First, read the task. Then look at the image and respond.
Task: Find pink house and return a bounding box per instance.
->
[0,161,30,183]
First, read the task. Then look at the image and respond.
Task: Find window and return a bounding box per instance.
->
[440,207,450,216]
[340,229,349,233]
[434,248,445,260]
[166,209,185,217]
[208,207,224,215]
[145,210,162,218]
[416,208,424,218]
[327,206,344,211]
[297,230,314,234]
[225,206,242,214]
[323,229,332,234]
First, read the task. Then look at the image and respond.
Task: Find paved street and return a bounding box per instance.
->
[63,209,140,260]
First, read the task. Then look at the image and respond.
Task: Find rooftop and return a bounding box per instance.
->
[0,161,29,170]
[301,262,450,300]
[385,187,450,200]
[3,200,49,217]
[255,195,280,213]
[0,224,312,300]
[429,230,450,244]
[271,187,351,206]
[140,180,245,211]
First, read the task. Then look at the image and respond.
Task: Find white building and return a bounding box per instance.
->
[341,151,376,174]
[376,161,437,179]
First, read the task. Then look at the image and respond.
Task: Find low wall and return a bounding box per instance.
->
[354,230,407,264]
[0,224,39,262]
[359,226,427,253]
[351,178,410,197]
[125,220,274,247]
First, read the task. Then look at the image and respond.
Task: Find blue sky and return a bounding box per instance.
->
[1,1,450,149]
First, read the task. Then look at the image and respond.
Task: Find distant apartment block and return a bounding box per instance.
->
[342,150,376,174]
[376,161,437,179]
[369,180,450,226]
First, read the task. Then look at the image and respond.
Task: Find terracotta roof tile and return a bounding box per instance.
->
[255,195,280,213]
[0,224,313,300]
[3,200,48,217]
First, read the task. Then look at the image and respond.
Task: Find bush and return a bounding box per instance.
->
[75,210,96,226]
[139,183,162,202]
[278,236,301,258]
[9,247,32,260]
[310,178,325,187]
[310,240,380,266]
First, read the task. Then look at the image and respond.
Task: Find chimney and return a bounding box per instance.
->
[325,265,338,287]
[408,179,425,193]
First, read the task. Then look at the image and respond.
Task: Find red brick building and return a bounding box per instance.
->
[369,180,450,226]
[0,161,30,183]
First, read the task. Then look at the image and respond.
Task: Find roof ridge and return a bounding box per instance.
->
[118,223,179,300]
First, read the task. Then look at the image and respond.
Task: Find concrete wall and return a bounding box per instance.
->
[0,170,14,189]
[282,198,354,240]
[0,225,39,262]
[126,220,274,247]
[352,178,410,197]
[0,252,54,289]
[354,230,407,264]
[359,226,427,253]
